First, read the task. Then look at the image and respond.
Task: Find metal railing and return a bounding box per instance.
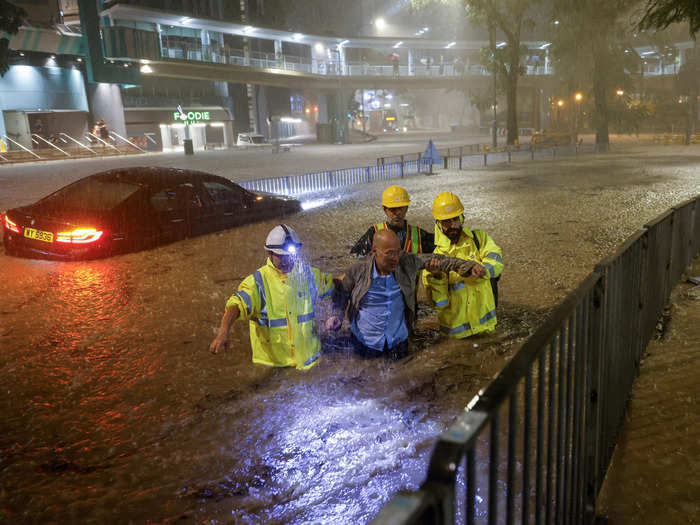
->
[372,196,699,524]
[377,143,597,173]
[239,157,434,196]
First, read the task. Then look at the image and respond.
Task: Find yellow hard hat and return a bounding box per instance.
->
[381,185,410,208]
[432,192,464,220]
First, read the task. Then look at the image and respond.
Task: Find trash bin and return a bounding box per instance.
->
[183,139,194,155]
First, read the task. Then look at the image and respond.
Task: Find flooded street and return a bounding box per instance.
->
[1,145,698,523]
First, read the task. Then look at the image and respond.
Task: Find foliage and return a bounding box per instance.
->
[414,0,542,144]
[638,0,700,36]
[550,0,640,148]
[0,0,26,76]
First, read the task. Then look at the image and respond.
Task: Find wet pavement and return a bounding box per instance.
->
[0,143,698,523]
[596,256,700,525]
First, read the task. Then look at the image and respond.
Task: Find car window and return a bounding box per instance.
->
[203,181,245,205]
[251,136,265,144]
[41,179,140,210]
[150,183,203,211]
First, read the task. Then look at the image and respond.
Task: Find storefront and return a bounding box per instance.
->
[124,107,233,151]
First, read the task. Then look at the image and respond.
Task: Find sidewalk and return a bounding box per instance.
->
[597,256,700,524]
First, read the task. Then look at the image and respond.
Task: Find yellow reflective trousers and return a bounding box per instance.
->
[226,258,334,369]
[423,226,503,338]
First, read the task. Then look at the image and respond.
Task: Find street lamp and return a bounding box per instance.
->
[574,93,583,139]
[556,99,564,127]
[374,17,386,31]
[616,89,624,96]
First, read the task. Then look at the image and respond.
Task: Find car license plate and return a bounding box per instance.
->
[24,227,54,243]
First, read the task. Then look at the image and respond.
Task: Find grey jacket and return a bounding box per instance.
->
[334,253,475,332]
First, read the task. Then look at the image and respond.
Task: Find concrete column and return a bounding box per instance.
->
[86,82,127,137]
[408,49,414,76]
[201,29,210,60]
[274,39,282,59]
[338,45,346,75]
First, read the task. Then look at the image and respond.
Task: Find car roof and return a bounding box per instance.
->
[88,167,241,189]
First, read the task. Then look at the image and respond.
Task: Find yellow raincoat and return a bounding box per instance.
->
[423,226,503,338]
[226,258,334,369]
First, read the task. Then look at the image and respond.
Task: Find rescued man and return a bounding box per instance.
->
[209,224,339,369]
[423,192,504,338]
[329,229,476,360]
[350,185,435,257]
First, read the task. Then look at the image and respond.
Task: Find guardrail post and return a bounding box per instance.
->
[459,146,463,170]
[508,150,512,163]
[284,176,291,195]
[400,155,404,178]
[365,166,370,183]
[584,275,605,523]
[328,171,333,188]
[483,153,488,166]
[444,153,448,169]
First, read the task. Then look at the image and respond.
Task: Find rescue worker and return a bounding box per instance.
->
[423,192,504,338]
[350,185,435,257]
[330,229,476,360]
[209,224,337,369]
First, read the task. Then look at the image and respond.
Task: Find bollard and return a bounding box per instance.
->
[459,146,463,170]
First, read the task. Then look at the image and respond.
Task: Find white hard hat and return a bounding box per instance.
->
[265,224,302,255]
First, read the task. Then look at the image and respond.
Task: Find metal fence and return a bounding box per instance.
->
[239,143,598,198]
[239,157,434,196]
[372,196,699,525]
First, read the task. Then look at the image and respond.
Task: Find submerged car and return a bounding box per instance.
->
[2,167,301,260]
[236,133,267,147]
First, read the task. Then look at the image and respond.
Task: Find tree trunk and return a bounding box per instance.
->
[592,38,610,152]
[506,68,518,145]
[506,39,520,145]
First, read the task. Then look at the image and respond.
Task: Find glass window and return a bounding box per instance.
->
[203,181,245,205]
[41,179,140,210]
[150,183,202,211]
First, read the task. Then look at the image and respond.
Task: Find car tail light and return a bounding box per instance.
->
[56,228,104,244]
[4,214,20,234]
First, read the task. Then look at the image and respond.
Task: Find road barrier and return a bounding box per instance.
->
[239,157,434,196]
[241,143,599,198]
[372,196,699,525]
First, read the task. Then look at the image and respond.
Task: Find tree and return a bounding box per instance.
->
[415,0,542,145]
[551,0,639,151]
[0,0,26,76]
[638,0,700,36]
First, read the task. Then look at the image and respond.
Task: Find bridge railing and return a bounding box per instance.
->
[371,196,699,525]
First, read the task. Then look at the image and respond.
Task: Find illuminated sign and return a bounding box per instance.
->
[173,110,211,125]
[385,116,396,121]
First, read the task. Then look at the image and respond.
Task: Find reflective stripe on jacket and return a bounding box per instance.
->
[226,258,334,369]
[422,225,503,338]
[374,222,422,253]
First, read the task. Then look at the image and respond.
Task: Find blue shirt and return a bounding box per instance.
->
[351,262,408,351]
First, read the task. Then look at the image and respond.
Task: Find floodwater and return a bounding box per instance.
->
[1,146,698,523]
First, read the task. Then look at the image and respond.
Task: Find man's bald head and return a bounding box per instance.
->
[372,229,401,275]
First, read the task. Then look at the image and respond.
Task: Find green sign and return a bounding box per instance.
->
[173,110,211,125]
